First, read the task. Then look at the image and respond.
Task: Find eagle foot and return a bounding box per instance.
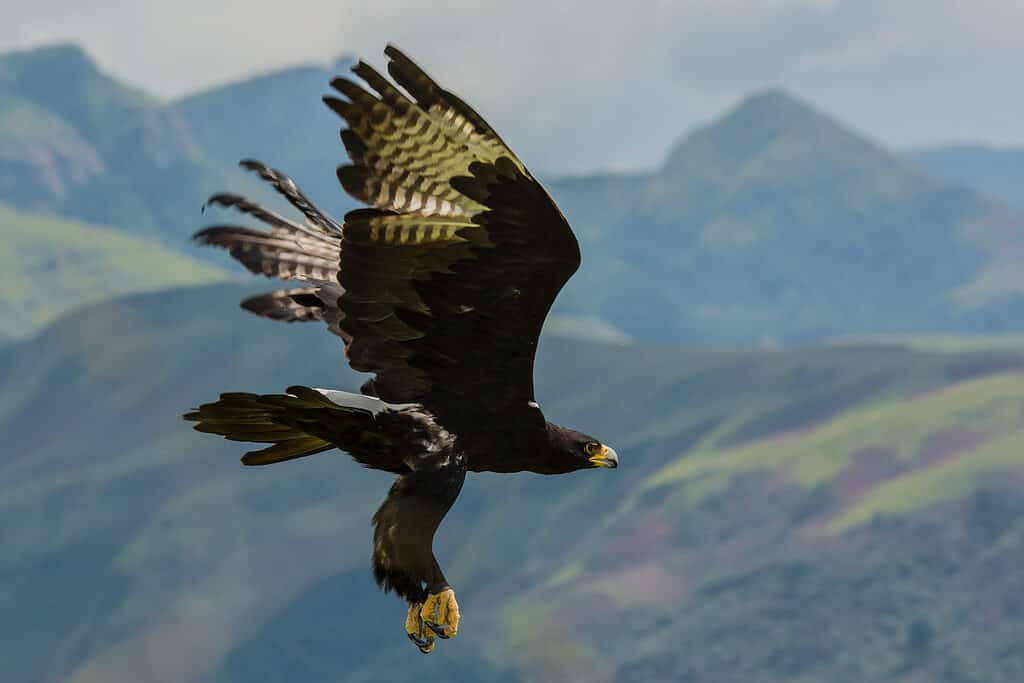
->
[406,602,436,654]
[422,587,460,640]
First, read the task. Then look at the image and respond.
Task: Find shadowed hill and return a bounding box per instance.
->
[0,202,228,341]
[4,283,1024,682]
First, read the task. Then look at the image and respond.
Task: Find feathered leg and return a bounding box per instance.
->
[372,455,466,653]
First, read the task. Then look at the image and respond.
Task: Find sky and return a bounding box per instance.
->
[1,0,1021,173]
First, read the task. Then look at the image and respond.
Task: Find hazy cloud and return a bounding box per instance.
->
[0,0,1020,172]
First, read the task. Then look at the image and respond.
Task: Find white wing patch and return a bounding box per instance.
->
[310,388,417,415]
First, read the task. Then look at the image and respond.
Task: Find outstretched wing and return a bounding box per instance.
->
[196,46,580,456]
[329,47,580,430]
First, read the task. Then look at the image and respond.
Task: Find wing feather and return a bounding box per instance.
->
[193,46,581,460]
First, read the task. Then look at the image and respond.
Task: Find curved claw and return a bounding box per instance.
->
[405,602,436,654]
[407,631,436,654]
[424,620,451,639]
[420,588,460,641]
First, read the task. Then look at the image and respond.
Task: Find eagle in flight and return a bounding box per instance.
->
[184,45,618,654]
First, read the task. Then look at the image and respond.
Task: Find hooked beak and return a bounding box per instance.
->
[588,444,619,469]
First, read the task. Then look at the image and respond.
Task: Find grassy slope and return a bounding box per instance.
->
[498,369,1024,682]
[4,284,1024,682]
[645,371,1024,529]
[0,203,229,341]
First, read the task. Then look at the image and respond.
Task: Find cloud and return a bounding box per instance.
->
[0,0,1020,172]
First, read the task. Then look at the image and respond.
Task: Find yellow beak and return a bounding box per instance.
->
[588,444,619,469]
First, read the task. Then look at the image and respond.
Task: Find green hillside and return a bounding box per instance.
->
[0,202,228,341]
[646,372,1024,530]
[3,284,1024,682]
[519,368,1024,682]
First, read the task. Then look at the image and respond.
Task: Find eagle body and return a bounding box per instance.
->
[185,45,618,653]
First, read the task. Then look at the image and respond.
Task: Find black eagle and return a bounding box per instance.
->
[184,45,618,654]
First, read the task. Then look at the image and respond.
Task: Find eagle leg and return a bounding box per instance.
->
[406,602,436,653]
[422,587,460,640]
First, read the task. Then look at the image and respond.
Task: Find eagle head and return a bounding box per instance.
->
[546,424,619,472]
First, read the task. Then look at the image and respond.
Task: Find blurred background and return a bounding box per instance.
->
[2,1,1023,681]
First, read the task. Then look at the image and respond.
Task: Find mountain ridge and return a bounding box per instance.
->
[0,43,259,242]
[3,43,1024,346]
[171,54,358,218]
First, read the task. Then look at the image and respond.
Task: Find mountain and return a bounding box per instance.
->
[546,91,1024,343]
[5,44,1024,346]
[0,202,228,342]
[906,144,1024,210]
[0,44,260,244]
[4,283,1024,682]
[168,76,1024,345]
[172,56,357,219]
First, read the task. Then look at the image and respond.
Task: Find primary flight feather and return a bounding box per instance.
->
[184,45,618,653]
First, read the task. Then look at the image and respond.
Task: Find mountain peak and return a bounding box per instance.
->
[661,87,932,204]
[0,43,99,80]
[0,42,157,141]
[664,88,846,173]
[719,88,848,141]
[729,88,814,116]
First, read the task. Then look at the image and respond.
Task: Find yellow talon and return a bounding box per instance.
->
[405,602,435,653]
[421,587,460,639]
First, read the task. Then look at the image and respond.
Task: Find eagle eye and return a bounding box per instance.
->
[584,441,602,456]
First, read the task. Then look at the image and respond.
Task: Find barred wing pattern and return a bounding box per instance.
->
[329,48,580,431]
[197,46,581,464]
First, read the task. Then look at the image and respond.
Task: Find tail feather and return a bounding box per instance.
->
[184,387,405,472]
[241,438,334,466]
[184,390,335,465]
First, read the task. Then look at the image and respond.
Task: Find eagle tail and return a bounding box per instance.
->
[184,387,402,471]
[184,389,335,465]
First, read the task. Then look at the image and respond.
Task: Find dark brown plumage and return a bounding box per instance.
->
[184,45,618,653]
